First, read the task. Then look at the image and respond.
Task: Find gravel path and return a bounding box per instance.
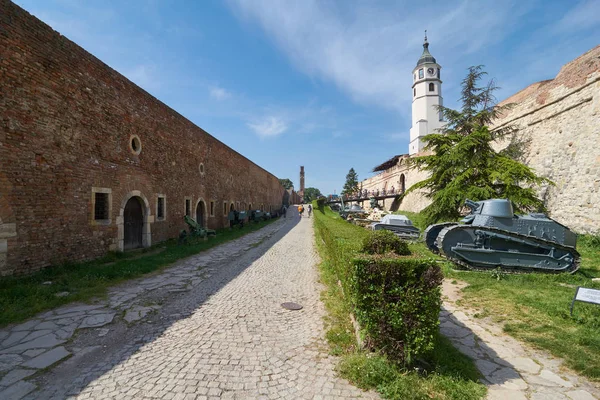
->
[0,210,376,399]
[441,280,600,400]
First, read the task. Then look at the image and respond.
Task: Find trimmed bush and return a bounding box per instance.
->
[361,230,410,256]
[351,256,443,366]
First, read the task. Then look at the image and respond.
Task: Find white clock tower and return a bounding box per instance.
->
[409,32,444,155]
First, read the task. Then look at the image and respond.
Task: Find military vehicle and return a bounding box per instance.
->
[425,199,579,273]
[368,214,420,240]
[228,210,247,228]
[338,197,367,220]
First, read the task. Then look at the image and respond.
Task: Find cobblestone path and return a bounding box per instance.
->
[441,280,599,400]
[0,212,376,399]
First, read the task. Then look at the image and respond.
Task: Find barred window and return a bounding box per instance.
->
[94,193,109,220]
[157,196,165,220]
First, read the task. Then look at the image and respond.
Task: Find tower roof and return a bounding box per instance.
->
[416,31,437,67]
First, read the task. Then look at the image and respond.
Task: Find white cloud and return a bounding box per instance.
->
[554,0,600,33]
[227,0,526,112]
[247,116,288,138]
[210,86,232,101]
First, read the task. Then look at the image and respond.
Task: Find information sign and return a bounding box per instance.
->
[570,287,600,315]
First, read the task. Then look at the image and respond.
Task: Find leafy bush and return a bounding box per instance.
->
[351,256,443,365]
[361,230,410,256]
[316,196,327,212]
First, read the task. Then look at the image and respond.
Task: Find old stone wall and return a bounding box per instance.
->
[0,0,285,275]
[361,46,600,234]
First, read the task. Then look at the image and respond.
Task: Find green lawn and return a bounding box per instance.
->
[313,205,486,400]
[395,208,600,380]
[0,218,277,327]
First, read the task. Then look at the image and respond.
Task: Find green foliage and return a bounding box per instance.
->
[403,66,551,225]
[316,196,327,212]
[278,178,294,190]
[342,167,359,195]
[352,256,443,365]
[361,230,410,256]
[303,187,322,203]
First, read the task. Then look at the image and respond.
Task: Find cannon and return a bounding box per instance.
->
[368,214,420,240]
[425,199,579,273]
[179,215,216,244]
[228,210,247,229]
[249,210,267,223]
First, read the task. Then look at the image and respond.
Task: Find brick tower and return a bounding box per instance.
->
[299,166,305,199]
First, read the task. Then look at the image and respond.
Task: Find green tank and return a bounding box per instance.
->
[425,199,579,273]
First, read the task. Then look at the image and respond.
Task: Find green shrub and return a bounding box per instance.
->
[361,230,410,256]
[316,196,327,212]
[351,256,443,366]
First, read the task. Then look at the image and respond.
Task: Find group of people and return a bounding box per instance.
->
[347,187,396,199]
[281,204,312,218]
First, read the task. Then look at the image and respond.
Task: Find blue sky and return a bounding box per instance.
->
[14,0,600,195]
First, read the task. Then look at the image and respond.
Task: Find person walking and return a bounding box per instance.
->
[282,205,287,218]
[297,204,304,218]
[307,204,312,218]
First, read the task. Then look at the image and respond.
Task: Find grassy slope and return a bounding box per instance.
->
[0,219,276,327]
[313,205,486,400]
[396,209,600,380]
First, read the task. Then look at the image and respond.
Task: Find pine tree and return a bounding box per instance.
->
[403,66,551,225]
[342,168,359,195]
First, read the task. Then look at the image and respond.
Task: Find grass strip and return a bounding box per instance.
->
[313,205,486,399]
[0,218,277,327]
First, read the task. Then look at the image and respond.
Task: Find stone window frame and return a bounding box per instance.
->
[156,194,166,221]
[199,162,205,176]
[184,197,192,217]
[91,187,112,225]
[223,201,228,217]
[210,200,215,217]
[429,82,435,92]
[129,135,142,156]
[418,68,424,79]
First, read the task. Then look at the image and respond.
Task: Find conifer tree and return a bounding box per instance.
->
[342,168,359,195]
[403,66,551,225]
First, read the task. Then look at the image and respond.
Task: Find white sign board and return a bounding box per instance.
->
[575,287,600,305]
[571,287,600,315]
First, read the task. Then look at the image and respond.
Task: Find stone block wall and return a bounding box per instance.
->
[0,0,285,275]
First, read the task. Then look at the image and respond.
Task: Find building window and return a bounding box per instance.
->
[429,83,434,92]
[199,163,205,175]
[185,198,191,216]
[413,88,416,97]
[418,69,423,79]
[129,135,142,155]
[223,201,228,217]
[91,187,112,224]
[157,195,166,221]
[413,73,416,81]
[94,193,109,220]
[210,201,215,217]
[437,68,440,78]
[439,111,444,122]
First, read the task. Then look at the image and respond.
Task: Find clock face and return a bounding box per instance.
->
[427,67,435,76]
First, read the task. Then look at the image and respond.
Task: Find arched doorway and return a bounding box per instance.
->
[400,174,406,193]
[124,197,144,250]
[196,200,205,228]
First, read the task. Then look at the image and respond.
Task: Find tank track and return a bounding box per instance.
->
[436,225,581,274]
[424,222,458,254]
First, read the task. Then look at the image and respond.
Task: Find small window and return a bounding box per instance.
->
[94,193,109,220]
[413,88,416,97]
[210,201,215,217]
[437,68,440,78]
[157,195,166,220]
[185,199,191,216]
[129,135,142,155]
[199,163,205,175]
[223,201,228,216]
[429,83,434,92]
[418,69,423,79]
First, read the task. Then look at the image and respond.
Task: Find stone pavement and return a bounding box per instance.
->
[441,280,600,400]
[0,210,377,399]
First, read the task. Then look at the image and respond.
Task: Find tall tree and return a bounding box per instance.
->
[342,168,359,195]
[278,178,294,190]
[303,187,322,203]
[403,66,551,225]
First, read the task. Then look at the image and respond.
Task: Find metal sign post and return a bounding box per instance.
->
[570,287,600,316]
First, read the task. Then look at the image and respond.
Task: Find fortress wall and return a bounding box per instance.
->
[0,0,284,275]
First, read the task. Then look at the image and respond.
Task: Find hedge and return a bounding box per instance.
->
[351,255,443,366]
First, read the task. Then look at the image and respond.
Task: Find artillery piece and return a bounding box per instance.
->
[228,210,247,229]
[179,215,216,244]
[369,214,420,240]
[425,199,579,273]
[338,196,367,220]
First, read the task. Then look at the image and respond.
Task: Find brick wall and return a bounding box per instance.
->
[0,0,285,275]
